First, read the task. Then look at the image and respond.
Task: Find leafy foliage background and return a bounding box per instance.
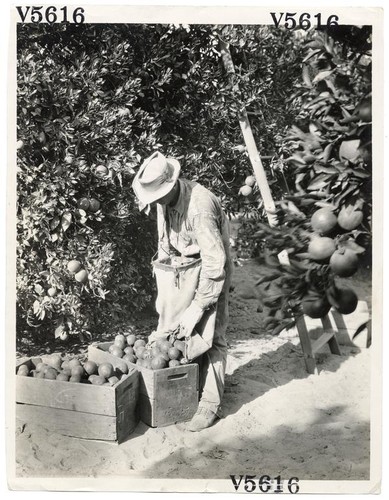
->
[17,23,304,342]
[17,23,371,343]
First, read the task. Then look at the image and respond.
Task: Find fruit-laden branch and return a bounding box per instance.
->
[218,38,277,227]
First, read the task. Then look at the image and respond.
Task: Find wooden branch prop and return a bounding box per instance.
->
[219,39,277,227]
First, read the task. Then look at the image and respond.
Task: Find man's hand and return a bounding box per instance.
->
[177,302,204,339]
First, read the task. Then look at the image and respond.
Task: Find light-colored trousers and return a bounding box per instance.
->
[197,270,231,417]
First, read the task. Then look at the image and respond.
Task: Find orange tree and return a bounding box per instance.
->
[17,23,304,343]
[241,26,372,333]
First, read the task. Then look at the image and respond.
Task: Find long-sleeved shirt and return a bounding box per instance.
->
[157,179,232,310]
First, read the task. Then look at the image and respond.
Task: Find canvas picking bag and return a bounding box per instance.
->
[152,256,217,362]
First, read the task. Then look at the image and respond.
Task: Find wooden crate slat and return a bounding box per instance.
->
[115,371,139,444]
[138,391,199,428]
[311,332,336,354]
[16,403,118,441]
[16,375,117,416]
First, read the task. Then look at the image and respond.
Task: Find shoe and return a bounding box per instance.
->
[187,406,218,432]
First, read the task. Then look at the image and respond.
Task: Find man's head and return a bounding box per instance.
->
[132,152,180,208]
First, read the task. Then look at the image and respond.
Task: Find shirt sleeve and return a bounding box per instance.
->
[191,212,226,310]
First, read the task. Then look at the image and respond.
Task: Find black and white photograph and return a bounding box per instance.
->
[6,4,384,493]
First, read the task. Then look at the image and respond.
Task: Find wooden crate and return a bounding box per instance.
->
[88,342,199,427]
[15,358,139,444]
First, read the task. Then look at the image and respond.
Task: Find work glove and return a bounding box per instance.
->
[177,302,204,339]
[147,330,169,346]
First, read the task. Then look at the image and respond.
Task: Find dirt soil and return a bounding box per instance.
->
[14,260,372,481]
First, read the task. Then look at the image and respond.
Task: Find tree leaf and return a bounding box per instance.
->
[307,174,329,190]
[33,300,41,315]
[50,216,60,230]
[61,212,72,232]
[338,239,366,254]
[312,69,334,83]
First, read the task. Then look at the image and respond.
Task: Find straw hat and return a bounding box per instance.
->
[132,152,180,205]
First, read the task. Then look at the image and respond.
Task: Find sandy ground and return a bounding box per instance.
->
[14,260,372,481]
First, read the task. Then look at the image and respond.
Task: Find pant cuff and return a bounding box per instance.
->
[198,401,223,418]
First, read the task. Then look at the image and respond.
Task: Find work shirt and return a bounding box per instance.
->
[157,179,232,310]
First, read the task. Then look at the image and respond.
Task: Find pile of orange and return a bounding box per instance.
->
[109,333,187,370]
[301,206,363,319]
[17,354,126,386]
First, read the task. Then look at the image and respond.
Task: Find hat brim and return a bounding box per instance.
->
[132,157,181,206]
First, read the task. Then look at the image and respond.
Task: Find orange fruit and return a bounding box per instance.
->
[88,375,105,385]
[143,359,153,369]
[160,351,170,362]
[123,353,136,363]
[69,375,82,383]
[134,339,146,349]
[159,340,173,354]
[68,358,81,368]
[339,140,361,161]
[126,334,136,346]
[89,198,101,213]
[110,345,124,358]
[61,360,70,370]
[61,368,72,377]
[71,365,85,377]
[56,372,70,381]
[108,376,119,386]
[95,165,108,177]
[114,338,126,350]
[124,346,134,355]
[78,198,90,211]
[17,365,29,376]
[358,100,372,122]
[151,346,161,358]
[168,347,181,360]
[245,175,256,187]
[83,360,98,375]
[98,363,114,379]
[151,356,167,370]
[239,185,253,197]
[116,361,129,375]
[337,204,364,231]
[302,295,331,319]
[330,249,359,277]
[48,355,62,371]
[169,359,181,367]
[45,368,58,380]
[332,287,358,314]
[308,236,336,261]
[135,346,146,359]
[75,269,88,283]
[36,362,48,372]
[67,260,82,274]
[115,334,126,344]
[35,371,45,379]
[310,208,338,235]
